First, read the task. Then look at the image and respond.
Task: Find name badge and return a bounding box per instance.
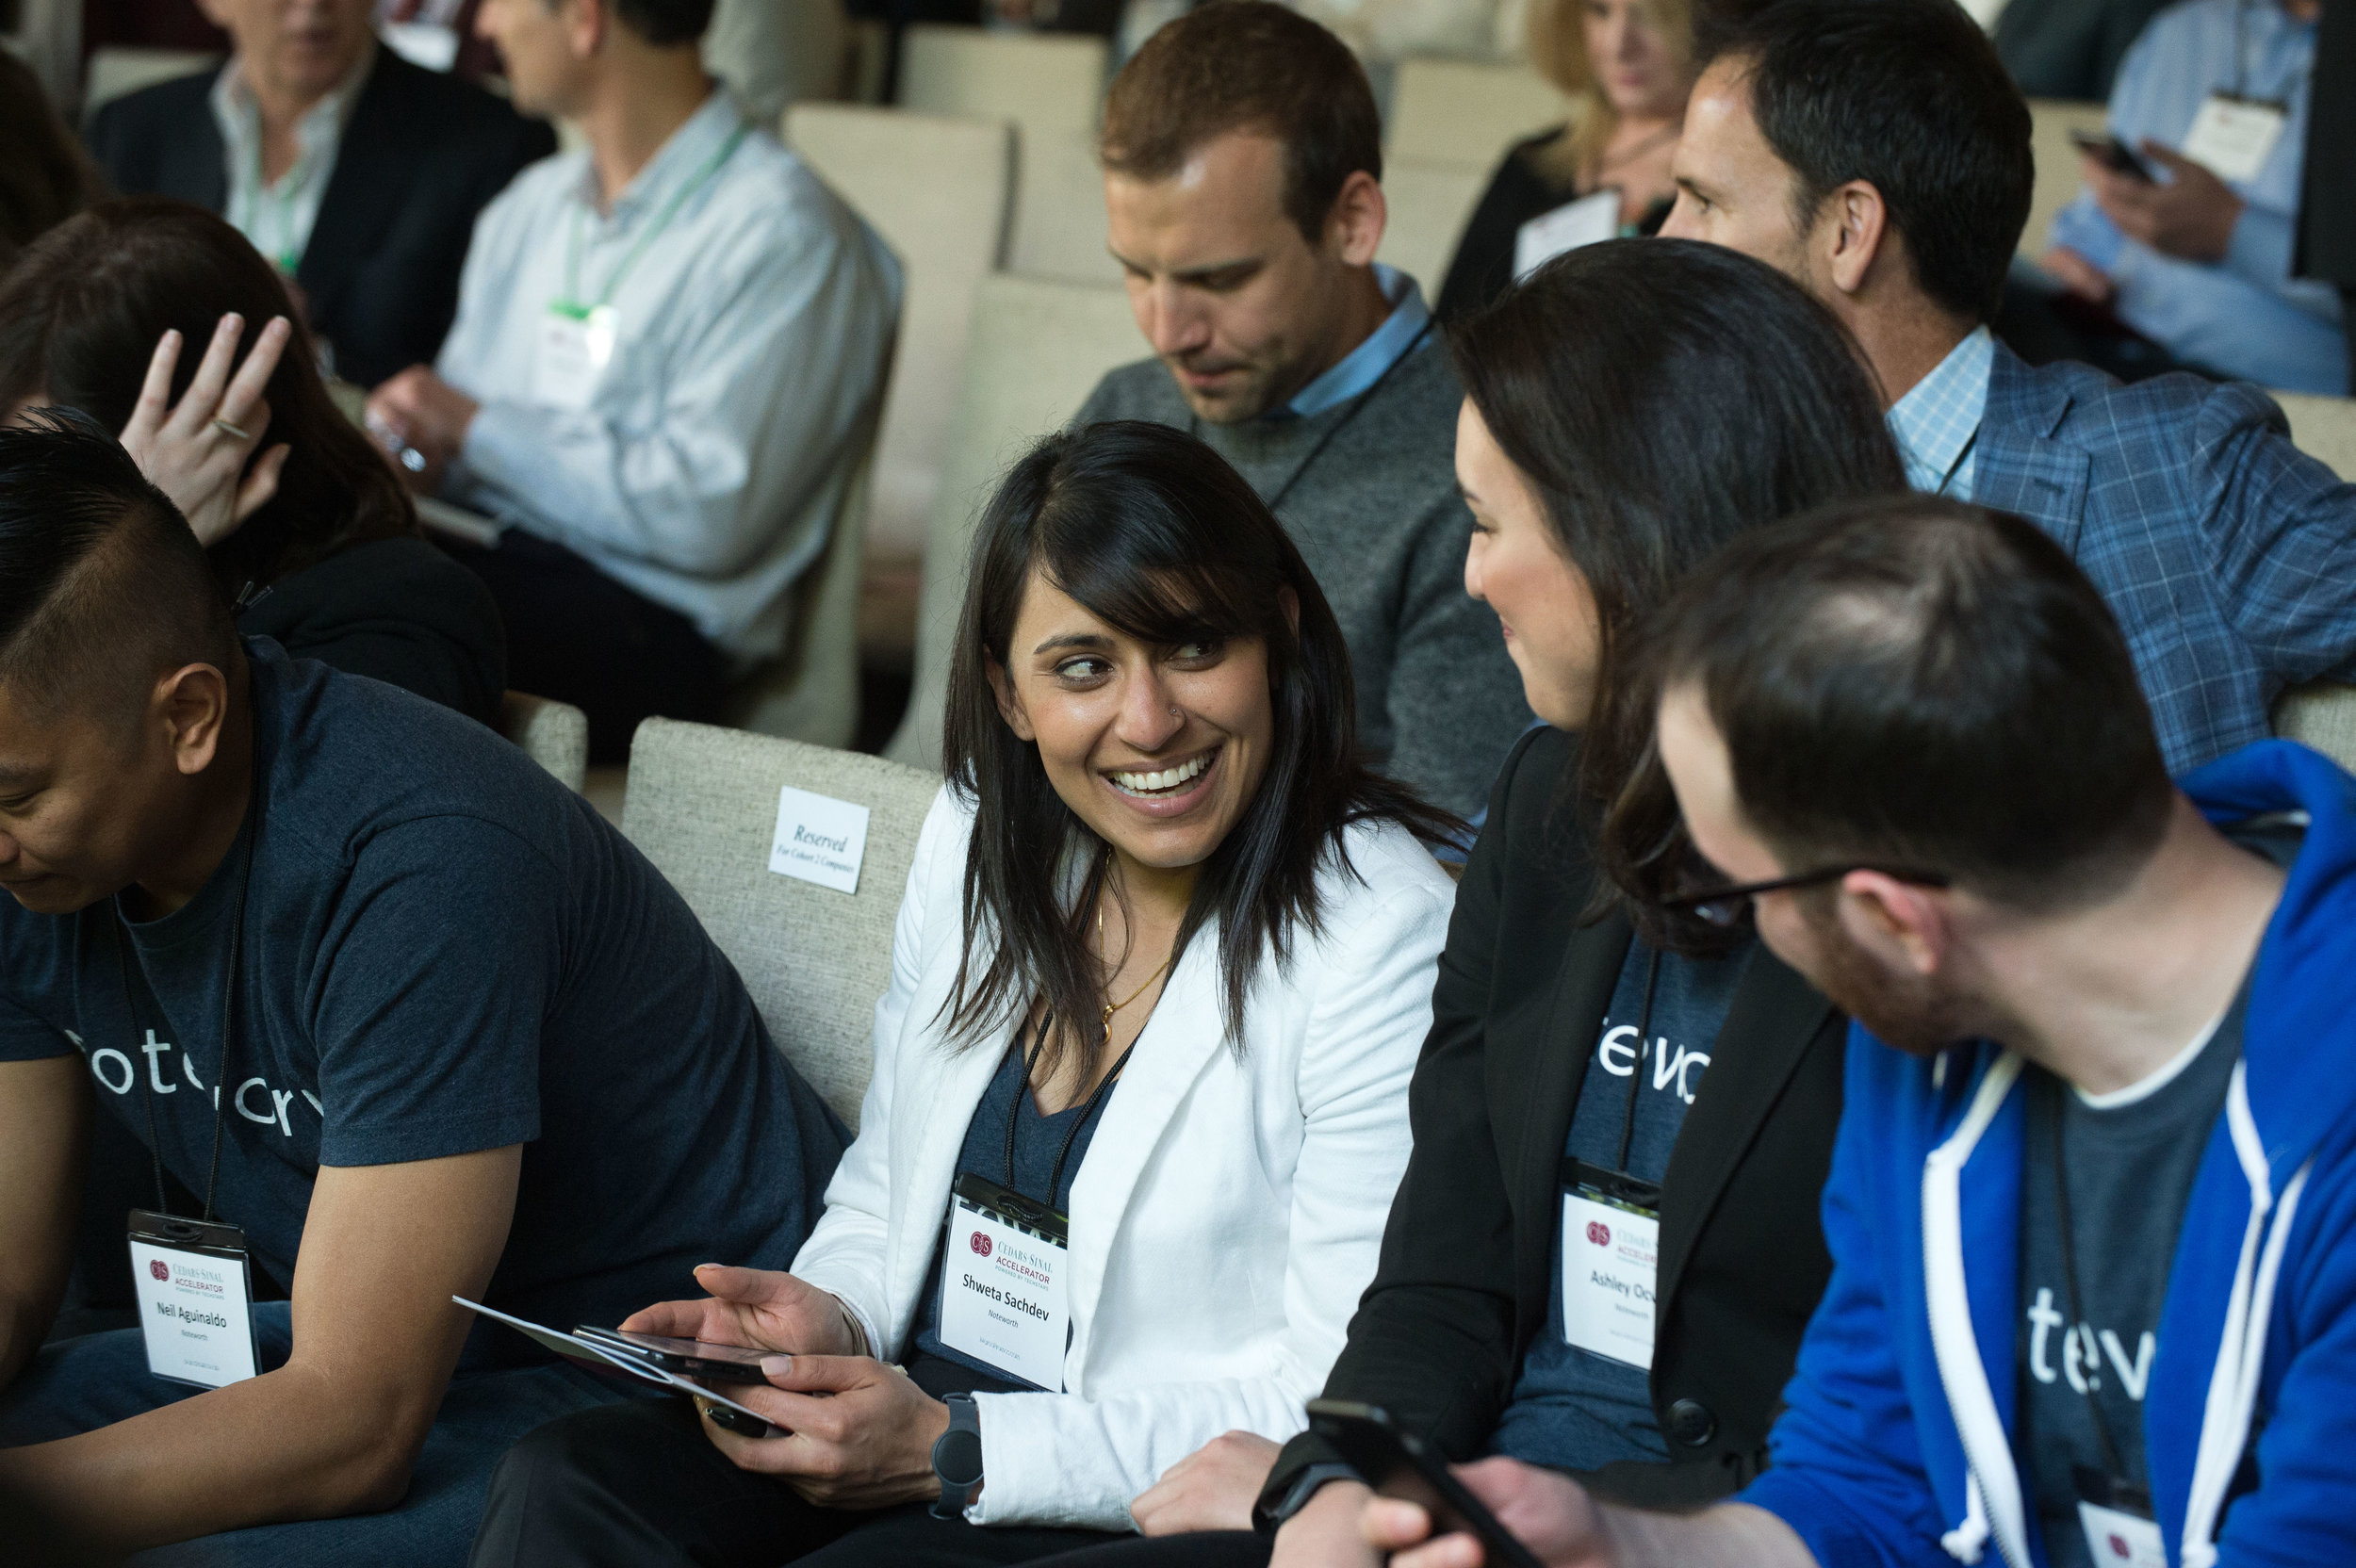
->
[1513,189,1621,281]
[939,1173,1069,1391]
[2180,93,2286,184]
[1558,1160,1661,1371]
[533,302,618,412]
[2074,1468,2166,1567]
[128,1210,259,1390]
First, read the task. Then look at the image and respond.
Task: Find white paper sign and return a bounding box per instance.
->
[532,303,618,411]
[1559,1190,1660,1370]
[769,785,870,893]
[940,1193,1069,1390]
[2180,94,2286,184]
[2077,1502,2168,1567]
[132,1240,258,1389]
[1514,189,1623,281]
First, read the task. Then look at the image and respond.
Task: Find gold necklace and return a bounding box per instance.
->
[1097,897,1173,1045]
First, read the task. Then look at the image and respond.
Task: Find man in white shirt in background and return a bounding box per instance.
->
[368,0,899,760]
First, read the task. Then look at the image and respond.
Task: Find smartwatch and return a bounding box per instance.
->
[931,1393,985,1519]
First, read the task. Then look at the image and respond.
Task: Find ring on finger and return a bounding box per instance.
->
[211,417,253,441]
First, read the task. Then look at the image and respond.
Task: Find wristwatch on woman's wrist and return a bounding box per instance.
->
[930,1393,985,1519]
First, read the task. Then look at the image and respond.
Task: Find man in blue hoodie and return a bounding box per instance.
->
[1361,495,2356,1568]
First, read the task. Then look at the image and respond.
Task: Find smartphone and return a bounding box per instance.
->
[1306,1400,1547,1568]
[571,1327,774,1385]
[2067,128,2152,182]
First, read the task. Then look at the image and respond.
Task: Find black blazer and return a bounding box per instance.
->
[89,51,555,388]
[1260,727,1848,1513]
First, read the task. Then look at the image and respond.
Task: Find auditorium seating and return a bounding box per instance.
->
[501,691,590,794]
[783,103,1014,572]
[2023,98,2108,256]
[1384,57,1576,168]
[80,46,221,120]
[898,24,1108,147]
[1377,157,1490,294]
[1007,130,1124,287]
[885,274,1143,768]
[2278,392,2356,483]
[728,396,889,748]
[620,719,939,1126]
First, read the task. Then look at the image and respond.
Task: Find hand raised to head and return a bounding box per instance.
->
[118,314,294,549]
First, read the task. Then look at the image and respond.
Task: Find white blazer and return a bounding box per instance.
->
[790,786,1455,1529]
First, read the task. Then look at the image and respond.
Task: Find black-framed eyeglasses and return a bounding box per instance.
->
[1656,864,1954,928]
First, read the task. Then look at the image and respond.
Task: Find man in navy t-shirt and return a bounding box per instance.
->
[0,418,844,1564]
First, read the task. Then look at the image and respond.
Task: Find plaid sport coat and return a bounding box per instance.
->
[1979,342,2356,775]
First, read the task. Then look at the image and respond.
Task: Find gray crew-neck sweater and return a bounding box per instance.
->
[1074,344,1530,819]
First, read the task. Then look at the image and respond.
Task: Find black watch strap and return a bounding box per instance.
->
[1256,1462,1362,1533]
[930,1393,985,1519]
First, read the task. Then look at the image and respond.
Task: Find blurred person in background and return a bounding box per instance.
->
[88,0,555,388]
[1436,0,1695,319]
[2038,0,2345,393]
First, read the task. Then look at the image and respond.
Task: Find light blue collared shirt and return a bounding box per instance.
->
[2048,0,2345,394]
[436,90,902,663]
[1888,326,1996,500]
[1283,265,1433,418]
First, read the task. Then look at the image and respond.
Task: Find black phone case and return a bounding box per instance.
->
[1307,1400,1548,1568]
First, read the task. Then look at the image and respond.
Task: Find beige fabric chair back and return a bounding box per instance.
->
[885,274,1144,768]
[82,47,220,119]
[621,719,939,1128]
[899,24,1108,145]
[500,691,589,794]
[1007,130,1122,286]
[728,385,890,747]
[2275,682,2356,772]
[785,103,1014,566]
[2024,98,2108,255]
[1377,156,1490,295]
[2275,392,2356,481]
[1386,57,1573,168]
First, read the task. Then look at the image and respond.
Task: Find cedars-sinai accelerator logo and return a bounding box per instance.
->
[970,1233,994,1258]
[1586,1221,1612,1247]
[150,1259,172,1282]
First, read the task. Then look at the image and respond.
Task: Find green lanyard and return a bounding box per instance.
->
[245,133,319,276]
[559,121,751,317]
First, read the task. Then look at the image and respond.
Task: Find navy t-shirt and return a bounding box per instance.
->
[1491,938,1750,1470]
[0,641,846,1341]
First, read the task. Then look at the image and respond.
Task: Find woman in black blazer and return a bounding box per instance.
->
[1025,240,1911,1566]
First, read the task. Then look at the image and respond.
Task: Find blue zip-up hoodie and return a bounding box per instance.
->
[1741,741,2356,1568]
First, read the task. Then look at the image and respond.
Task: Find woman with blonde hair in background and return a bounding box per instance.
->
[1434,0,1695,319]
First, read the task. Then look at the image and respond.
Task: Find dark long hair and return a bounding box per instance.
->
[1446,237,1906,946]
[0,53,105,272]
[0,199,417,598]
[942,420,1460,1073]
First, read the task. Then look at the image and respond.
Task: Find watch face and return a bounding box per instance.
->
[934,1427,985,1487]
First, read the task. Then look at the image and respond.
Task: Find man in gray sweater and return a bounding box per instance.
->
[1077,0,1530,821]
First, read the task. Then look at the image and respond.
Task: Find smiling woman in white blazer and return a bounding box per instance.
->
[470,421,1463,1568]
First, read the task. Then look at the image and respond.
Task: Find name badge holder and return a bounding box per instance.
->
[936,1019,1133,1392]
[2180,92,2286,184]
[115,796,261,1391]
[2073,1465,2166,1567]
[537,121,752,413]
[1557,949,1666,1371]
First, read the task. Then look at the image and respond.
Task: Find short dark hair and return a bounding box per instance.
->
[1650,496,2173,910]
[1449,240,1906,904]
[596,0,712,46]
[1102,0,1382,245]
[943,420,1458,1070]
[0,200,417,598]
[0,412,239,723]
[1701,0,2033,321]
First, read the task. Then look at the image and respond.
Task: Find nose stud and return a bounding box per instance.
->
[1170,706,1182,718]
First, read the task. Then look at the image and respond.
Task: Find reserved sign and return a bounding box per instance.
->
[769,785,870,893]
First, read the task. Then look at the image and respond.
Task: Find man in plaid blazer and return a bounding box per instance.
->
[1661,0,2356,773]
